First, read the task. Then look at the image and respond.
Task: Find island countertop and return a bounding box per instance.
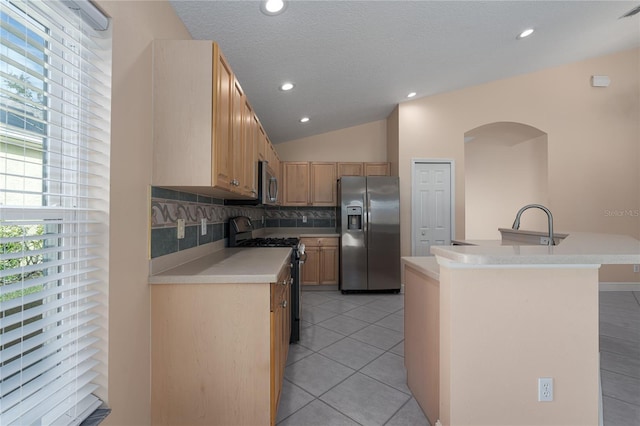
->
[431,232,640,265]
[148,247,292,284]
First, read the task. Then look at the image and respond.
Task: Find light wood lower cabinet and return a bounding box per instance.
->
[271,266,291,424]
[301,237,339,285]
[151,263,291,426]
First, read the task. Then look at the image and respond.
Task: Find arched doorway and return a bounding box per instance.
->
[464,122,548,239]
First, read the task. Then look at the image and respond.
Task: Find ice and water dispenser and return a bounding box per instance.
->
[346,206,362,230]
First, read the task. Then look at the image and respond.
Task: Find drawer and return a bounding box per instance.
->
[300,237,338,248]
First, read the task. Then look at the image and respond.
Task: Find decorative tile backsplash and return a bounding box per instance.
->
[149,187,338,258]
[264,206,336,228]
[150,187,265,258]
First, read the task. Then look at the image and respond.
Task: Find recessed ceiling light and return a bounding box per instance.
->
[299,117,310,123]
[280,82,294,91]
[407,92,417,98]
[261,0,286,15]
[517,28,534,39]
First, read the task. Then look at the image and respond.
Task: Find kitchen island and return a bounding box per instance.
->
[403,232,640,426]
[149,246,293,426]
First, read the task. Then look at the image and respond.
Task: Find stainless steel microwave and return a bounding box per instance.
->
[224,160,278,206]
[259,160,278,206]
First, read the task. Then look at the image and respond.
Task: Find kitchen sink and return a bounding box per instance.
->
[498,228,568,246]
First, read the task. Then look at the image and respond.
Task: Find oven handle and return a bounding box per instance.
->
[297,243,306,264]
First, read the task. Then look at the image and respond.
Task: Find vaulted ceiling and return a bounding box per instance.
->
[170,1,640,144]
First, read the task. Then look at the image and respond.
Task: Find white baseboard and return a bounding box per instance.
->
[599,282,640,291]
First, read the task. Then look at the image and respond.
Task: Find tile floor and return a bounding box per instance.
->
[599,291,640,426]
[278,290,640,426]
[277,290,429,426]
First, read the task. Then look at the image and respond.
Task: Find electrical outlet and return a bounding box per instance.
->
[302,215,307,223]
[634,264,640,273]
[177,219,185,239]
[538,377,553,402]
[201,218,207,236]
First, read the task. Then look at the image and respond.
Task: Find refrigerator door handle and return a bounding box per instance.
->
[366,192,371,245]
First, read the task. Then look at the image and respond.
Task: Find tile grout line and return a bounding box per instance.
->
[281,291,409,425]
[600,365,640,383]
[381,395,416,426]
[601,393,640,409]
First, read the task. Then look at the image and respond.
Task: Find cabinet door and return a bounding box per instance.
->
[241,101,257,197]
[301,246,319,285]
[310,162,337,206]
[319,246,339,285]
[214,50,234,190]
[282,162,310,206]
[364,162,390,176]
[257,124,266,161]
[282,275,291,368]
[338,162,364,177]
[318,238,339,285]
[230,78,244,191]
[270,283,282,426]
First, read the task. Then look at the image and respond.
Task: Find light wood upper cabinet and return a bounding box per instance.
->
[240,100,257,197]
[214,49,234,191]
[364,162,390,176]
[282,162,309,206]
[310,162,337,206]
[152,39,272,199]
[337,162,364,177]
[282,162,337,206]
[257,123,267,161]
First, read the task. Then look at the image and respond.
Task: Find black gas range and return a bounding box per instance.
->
[235,237,300,248]
[228,216,303,343]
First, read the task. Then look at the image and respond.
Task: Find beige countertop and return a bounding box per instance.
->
[260,227,340,238]
[402,256,440,280]
[432,232,640,266]
[148,247,292,284]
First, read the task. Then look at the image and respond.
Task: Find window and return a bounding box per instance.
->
[0,0,110,424]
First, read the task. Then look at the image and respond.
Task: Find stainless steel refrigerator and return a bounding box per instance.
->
[337,176,401,292]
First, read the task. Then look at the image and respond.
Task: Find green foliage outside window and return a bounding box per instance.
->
[0,225,45,301]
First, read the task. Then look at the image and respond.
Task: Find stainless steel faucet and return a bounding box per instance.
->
[511,204,555,246]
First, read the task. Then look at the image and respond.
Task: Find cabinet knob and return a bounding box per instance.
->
[281,300,287,308]
[280,279,288,286]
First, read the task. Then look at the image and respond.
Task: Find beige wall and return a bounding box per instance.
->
[394,48,640,280]
[275,119,387,161]
[96,1,191,424]
[465,133,549,239]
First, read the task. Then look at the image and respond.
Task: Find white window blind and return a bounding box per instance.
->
[0,0,110,424]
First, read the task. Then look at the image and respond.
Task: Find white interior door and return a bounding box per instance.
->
[412,161,453,256]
